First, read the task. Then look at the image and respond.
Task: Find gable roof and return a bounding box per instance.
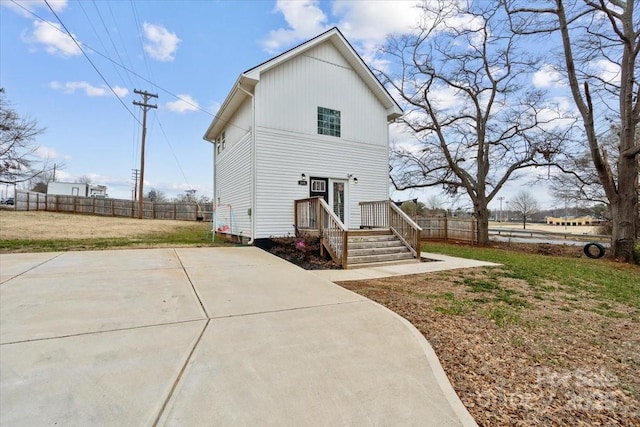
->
[203,27,403,141]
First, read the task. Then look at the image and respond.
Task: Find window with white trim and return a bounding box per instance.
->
[317,107,341,137]
[311,179,326,193]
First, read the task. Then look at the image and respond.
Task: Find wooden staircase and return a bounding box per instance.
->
[294,198,422,270]
[347,230,415,267]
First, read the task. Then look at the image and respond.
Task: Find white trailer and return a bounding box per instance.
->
[47,182,89,197]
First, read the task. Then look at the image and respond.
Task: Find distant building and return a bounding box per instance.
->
[545,216,595,226]
[47,182,108,198]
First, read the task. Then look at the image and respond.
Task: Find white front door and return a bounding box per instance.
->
[330,179,348,225]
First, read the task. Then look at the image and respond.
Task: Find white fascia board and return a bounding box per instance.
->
[202,75,256,141]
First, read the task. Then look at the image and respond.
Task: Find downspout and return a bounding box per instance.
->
[237,84,256,244]
[202,135,216,236]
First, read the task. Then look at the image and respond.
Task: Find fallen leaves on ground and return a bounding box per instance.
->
[338,268,640,426]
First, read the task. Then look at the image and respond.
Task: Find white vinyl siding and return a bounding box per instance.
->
[215,131,252,239]
[254,127,388,239]
[218,100,252,155]
[254,43,388,145]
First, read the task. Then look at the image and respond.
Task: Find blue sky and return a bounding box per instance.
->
[1,0,594,211]
[1,0,431,202]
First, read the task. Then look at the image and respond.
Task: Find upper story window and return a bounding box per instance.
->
[216,131,226,154]
[317,107,341,137]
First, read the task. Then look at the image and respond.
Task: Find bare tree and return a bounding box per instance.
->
[76,175,92,185]
[425,194,444,211]
[508,0,639,262]
[0,88,50,185]
[378,1,566,244]
[400,200,426,217]
[148,189,168,202]
[510,190,540,229]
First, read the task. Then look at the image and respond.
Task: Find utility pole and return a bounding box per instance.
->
[131,169,140,201]
[133,89,157,219]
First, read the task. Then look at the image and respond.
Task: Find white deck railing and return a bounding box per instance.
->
[294,197,349,267]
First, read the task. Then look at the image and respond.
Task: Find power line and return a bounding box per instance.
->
[91,0,135,89]
[12,0,249,133]
[11,0,215,117]
[153,111,191,187]
[106,0,137,88]
[129,0,154,83]
[43,0,141,125]
[77,1,131,91]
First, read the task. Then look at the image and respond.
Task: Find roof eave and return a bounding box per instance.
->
[203,75,256,141]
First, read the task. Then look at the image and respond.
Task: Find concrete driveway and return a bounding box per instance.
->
[0,247,477,426]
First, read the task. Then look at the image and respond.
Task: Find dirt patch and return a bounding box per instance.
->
[488,241,586,257]
[0,210,201,240]
[338,270,640,426]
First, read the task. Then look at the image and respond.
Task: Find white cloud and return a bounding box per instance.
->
[24,20,81,57]
[166,95,200,113]
[333,1,421,43]
[428,85,466,110]
[261,0,422,63]
[537,96,579,131]
[533,64,564,88]
[142,23,180,61]
[50,81,129,98]
[594,59,620,85]
[2,0,67,17]
[34,146,58,159]
[262,0,329,53]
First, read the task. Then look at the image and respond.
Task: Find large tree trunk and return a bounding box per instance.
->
[611,156,638,262]
[475,205,490,245]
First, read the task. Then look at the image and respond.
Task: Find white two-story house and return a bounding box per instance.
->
[204,27,421,268]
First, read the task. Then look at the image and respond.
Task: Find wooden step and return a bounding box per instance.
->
[348,235,398,243]
[348,240,405,250]
[348,246,410,256]
[347,251,414,265]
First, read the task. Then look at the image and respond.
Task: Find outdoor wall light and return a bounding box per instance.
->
[347,173,358,184]
[353,177,358,184]
[301,173,306,180]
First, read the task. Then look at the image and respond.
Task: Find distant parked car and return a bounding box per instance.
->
[1,197,14,205]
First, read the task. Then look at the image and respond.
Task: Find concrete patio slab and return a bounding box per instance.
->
[18,248,181,275]
[175,246,285,268]
[1,321,205,426]
[0,251,62,278]
[0,266,205,344]
[312,252,501,282]
[187,264,363,318]
[159,302,468,426]
[0,247,479,426]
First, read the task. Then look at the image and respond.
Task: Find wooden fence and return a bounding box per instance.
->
[13,191,213,221]
[417,216,477,244]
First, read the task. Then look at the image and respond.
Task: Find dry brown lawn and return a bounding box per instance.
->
[339,268,640,426]
[0,210,200,240]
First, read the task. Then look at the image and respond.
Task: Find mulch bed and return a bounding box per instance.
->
[255,235,341,270]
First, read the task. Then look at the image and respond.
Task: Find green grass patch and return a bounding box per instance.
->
[462,277,500,292]
[435,292,472,315]
[0,224,234,252]
[424,242,640,309]
[483,305,522,327]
